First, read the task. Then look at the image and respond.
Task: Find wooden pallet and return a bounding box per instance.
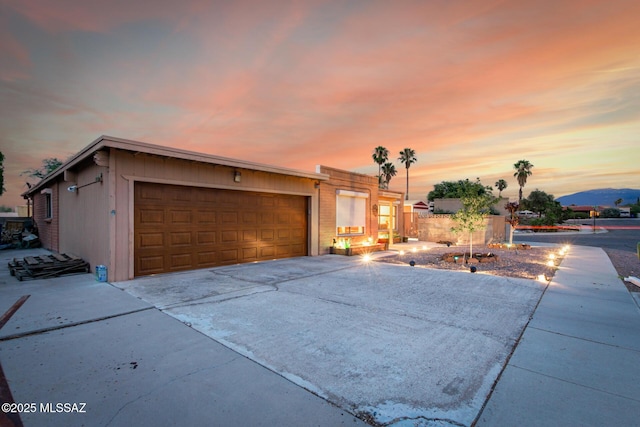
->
[8,253,90,281]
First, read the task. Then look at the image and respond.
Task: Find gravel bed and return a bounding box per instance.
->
[376,245,559,281]
[376,245,640,293]
[604,248,640,293]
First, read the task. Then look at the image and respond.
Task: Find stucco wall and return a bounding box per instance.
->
[112,150,321,281]
[58,157,110,276]
[317,165,380,254]
[414,214,506,245]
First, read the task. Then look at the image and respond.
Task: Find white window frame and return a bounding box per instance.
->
[336,190,368,236]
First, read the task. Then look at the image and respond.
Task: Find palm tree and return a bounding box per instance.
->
[513,159,534,203]
[495,179,507,197]
[381,162,397,189]
[372,146,389,188]
[614,198,623,207]
[398,148,417,200]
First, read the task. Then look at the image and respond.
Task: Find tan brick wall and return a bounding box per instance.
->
[317,166,380,254]
[414,214,506,245]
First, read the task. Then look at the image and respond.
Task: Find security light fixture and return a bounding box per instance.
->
[234,170,242,183]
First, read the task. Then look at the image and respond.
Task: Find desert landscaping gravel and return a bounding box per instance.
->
[377,244,640,295]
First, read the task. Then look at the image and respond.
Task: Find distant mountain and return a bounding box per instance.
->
[557,188,640,207]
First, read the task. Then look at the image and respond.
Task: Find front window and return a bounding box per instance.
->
[336,190,367,235]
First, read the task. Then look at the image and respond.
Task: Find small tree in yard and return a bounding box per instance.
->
[505,202,520,245]
[451,192,497,260]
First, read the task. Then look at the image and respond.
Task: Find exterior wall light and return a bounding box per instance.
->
[234,170,241,183]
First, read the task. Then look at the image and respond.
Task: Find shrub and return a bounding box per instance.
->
[600,208,620,218]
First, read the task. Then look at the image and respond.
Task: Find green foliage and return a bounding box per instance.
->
[494,179,507,196]
[451,191,498,255]
[601,208,621,218]
[569,211,589,220]
[427,178,492,201]
[0,205,13,212]
[372,146,389,187]
[513,159,534,202]
[522,189,554,216]
[22,157,63,180]
[381,162,396,189]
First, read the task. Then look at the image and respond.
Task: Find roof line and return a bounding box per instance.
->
[23,135,329,197]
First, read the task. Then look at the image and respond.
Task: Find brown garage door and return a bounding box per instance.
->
[134,182,308,276]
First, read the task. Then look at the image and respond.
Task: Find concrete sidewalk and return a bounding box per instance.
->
[476,245,640,426]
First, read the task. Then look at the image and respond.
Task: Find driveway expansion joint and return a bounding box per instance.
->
[0,307,154,341]
[507,365,640,403]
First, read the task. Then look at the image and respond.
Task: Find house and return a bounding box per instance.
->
[23,136,404,281]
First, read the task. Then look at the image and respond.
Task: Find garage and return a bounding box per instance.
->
[134,182,308,276]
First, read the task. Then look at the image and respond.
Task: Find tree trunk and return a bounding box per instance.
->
[405,168,409,200]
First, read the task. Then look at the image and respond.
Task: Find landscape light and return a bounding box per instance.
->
[547,260,555,267]
[362,254,371,263]
[399,250,405,255]
[548,254,556,260]
[537,274,547,282]
[412,247,417,253]
[422,245,427,250]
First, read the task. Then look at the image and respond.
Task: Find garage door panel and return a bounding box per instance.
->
[170,231,192,246]
[197,231,216,244]
[222,212,238,224]
[196,210,216,224]
[242,247,258,260]
[243,230,257,242]
[221,230,238,242]
[135,183,307,276]
[138,255,165,275]
[138,232,164,248]
[138,208,164,224]
[170,210,192,224]
[242,212,257,224]
[260,246,275,258]
[220,249,238,263]
[261,212,274,224]
[170,253,193,269]
[197,251,217,266]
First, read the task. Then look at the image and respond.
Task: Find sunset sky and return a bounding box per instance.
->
[1,0,639,208]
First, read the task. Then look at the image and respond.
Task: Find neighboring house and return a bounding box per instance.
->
[564,205,604,216]
[23,136,405,281]
[403,200,431,239]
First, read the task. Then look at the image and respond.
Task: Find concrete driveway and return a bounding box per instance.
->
[115,255,546,426]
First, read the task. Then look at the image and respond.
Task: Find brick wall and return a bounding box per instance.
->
[413,214,506,245]
[317,166,379,254]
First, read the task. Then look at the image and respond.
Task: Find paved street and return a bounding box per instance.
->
[514,218,640,252]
